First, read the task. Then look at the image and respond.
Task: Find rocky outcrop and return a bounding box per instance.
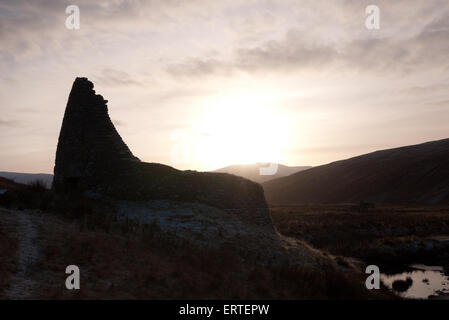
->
[53,77,273,230]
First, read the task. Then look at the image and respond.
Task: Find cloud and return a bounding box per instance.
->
[234,33,337,73]
[398,83,449,97]
[93,68,143,87]
[166,58,232,77]
[3,0,447,80]
[0,119,20,127]
[0,0,229,62]
[165,2,449,78]
[167,24,449,78]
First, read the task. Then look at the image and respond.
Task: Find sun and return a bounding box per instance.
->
[189,91,291,170]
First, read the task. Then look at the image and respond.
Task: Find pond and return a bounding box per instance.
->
[381,264,449,299]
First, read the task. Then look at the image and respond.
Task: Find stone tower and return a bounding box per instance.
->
[53,77,139,192]
[53,77,274,229]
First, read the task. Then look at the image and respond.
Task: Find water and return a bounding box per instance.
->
[381,264,449,299]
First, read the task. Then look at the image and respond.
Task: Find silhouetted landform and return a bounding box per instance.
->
[0,178,26,207]
[0,177,26,191]
[263,138,449,205]
[53,77,272,229]
[0,172,53,188]
[214,163,312,184]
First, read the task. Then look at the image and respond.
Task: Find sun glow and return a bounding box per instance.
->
[177,91,291,171]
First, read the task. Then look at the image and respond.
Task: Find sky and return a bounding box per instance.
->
[1,0,449,174]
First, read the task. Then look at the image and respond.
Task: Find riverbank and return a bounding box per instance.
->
[271,204,449,298]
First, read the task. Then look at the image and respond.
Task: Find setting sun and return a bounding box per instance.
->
[170,90,291,171]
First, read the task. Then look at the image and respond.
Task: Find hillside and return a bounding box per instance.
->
[0,194,378,299]
[214,163,311,184]
[263,138,449,205]
[0,172,53,188]
[0,177,26,191]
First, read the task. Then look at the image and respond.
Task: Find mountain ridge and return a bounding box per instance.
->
[214,163,312,184]
[0,172,53,188]
[263,138,449,205]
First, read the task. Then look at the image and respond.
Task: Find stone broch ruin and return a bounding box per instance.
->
[53,77,273,229]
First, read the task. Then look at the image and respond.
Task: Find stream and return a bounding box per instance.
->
[380,264,449,299]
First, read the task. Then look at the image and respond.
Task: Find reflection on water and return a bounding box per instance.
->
[381,264,449,299]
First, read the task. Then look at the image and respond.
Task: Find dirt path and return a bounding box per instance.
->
[3,210,42,299]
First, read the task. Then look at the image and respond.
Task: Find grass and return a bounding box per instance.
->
[0,179,52,210]
[271,204,449,267]
[0,183,392,299]
[30,206,380,299]
[0,209,19,297]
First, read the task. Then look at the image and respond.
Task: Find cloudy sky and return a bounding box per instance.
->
[1,0,449,174]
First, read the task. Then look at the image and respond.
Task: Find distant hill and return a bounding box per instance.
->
[213,163,312,184]
[263,138,449,205]
[0,177,26,191]
[0,172,53,188]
